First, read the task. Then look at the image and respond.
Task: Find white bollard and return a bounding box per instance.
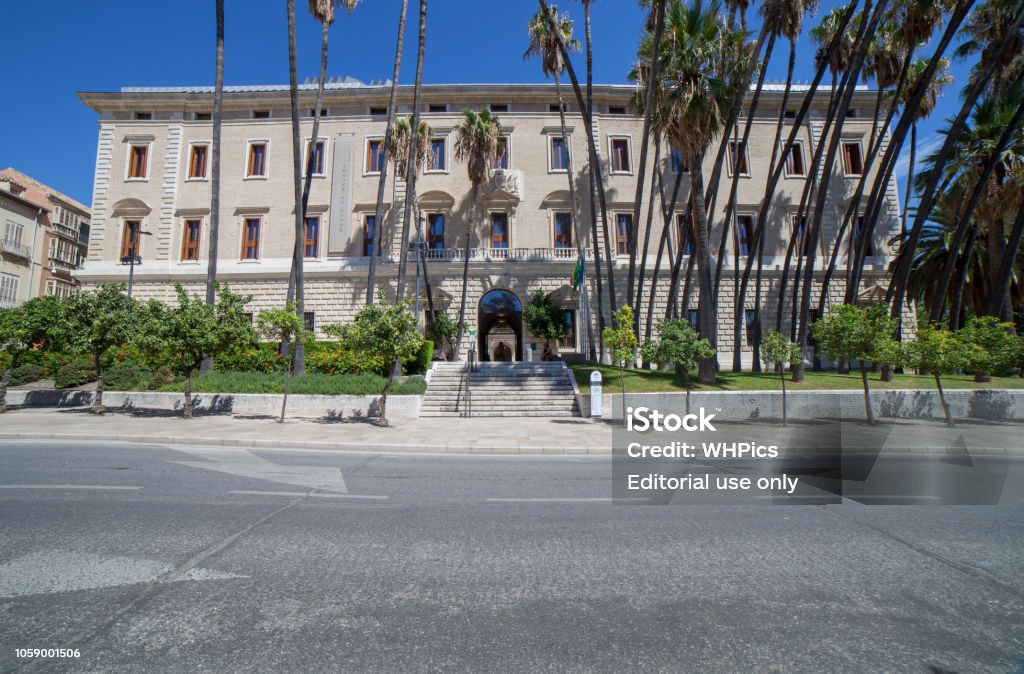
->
[590,370,602,418]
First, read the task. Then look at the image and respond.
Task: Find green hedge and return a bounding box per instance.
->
[9,364,46,386]
[159,370,426,396]
[54,361,96,389]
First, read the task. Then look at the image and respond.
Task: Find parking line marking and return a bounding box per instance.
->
[487,497,650,503]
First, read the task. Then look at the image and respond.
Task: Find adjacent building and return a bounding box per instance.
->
[76,80,904,366]
[0,168,91,307]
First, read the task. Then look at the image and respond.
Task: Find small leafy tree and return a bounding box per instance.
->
[62,284,138,414]
[812,304,899,426]
[760,330,802,426]
[640,318,713,415]
[427,312,457,360]
[0,297,63,413]
[325,291,421,424]
[908,325,978,427]
[523,290,568,355]
[136,284,255,418]
[602,305,638,421]
[257,303,309,423]
[959,316,1017,382]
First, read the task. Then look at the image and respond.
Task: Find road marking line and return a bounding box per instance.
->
[229,490,388,500]
[0,485,142,491]
[485,493,647,497]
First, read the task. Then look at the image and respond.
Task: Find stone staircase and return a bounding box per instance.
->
[420,362,579,417]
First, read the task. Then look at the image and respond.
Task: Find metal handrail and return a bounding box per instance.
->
[459,348,475,418]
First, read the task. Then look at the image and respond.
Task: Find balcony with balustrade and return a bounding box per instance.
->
[1,239,32,260]
[419,247,586,263]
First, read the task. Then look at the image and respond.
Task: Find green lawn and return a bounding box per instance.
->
[570,364,1024,394]
[158,371,426,396]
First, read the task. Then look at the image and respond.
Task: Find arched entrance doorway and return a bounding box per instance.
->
[478,289,523,362]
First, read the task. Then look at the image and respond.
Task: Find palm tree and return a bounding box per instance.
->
[367,0,409,304]
[654,0,748,384]
[201,0,224,375]
[285,0,306,374]
[387,116,432,185]
[526,5,589,353]
[453,109,503,358]
[395,0,428,304]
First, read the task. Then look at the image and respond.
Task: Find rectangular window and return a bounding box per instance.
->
[181,219,201,261]
[670,147,687,173]
[363,215,376,257]
[727,141,749,176]
[370,107,387,116]
[252,110,270,119]
[854,216,874,257]
[784,144,805,176]
[134,112,151,120]
[678,213,694,255]
[127,144,149,179]
[246,142,267,177]
[559,310,577,349]
[490,213,509,250]
[550,136,569,172]
[428,138,447,172]
[616,214,632,256]
[428,103,447,113]
[304,216,319,258]
[366,139,384,174]
[304,312,315,333]
[744,309,757,348]
[493,137,510,170]
[0,273,19,307]
[610,138,631,173]
[195,112,212,121]
[120,220,141,260]
[308,108,327,117]
[188,144,208,179]
[792,216,808,256]
[305,140,326,176]
[608,106,627,115]
[686,309,699,331]
[244,312,254,325]
[241,217,261,260]
[4,220,23,246]
[553,212,572,249]
[784,110,796,119]
[427,213,445,250]
[842,142,863,175]
[489,104,508,113]
[737,215,753,256]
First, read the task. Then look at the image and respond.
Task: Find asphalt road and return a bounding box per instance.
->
[0,441,1022,673]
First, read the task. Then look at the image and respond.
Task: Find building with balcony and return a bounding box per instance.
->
[76,80,903,366]
[0,168,91,303]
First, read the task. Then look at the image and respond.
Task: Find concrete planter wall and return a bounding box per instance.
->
[577,388,1024,422]
[6,389,422,420]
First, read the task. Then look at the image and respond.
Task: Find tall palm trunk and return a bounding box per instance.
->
[201,0,224,375]
[690,160,717,385]
[455,184,478,359]
[628,0,666,325]
[887,0,1000,319]
[554,70,589,357]
[539,0,616,322]
[646,165,684,342]
[902,122,916,239]
[634,143,662,343]
[583,0,605,361]
[286,0,306,375]
[949,229,978,330]
[396,0,428,303]
[367,0,409,304]
[298,20,329,311]
[983,200,1024,318]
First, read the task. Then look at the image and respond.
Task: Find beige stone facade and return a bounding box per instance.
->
[77,81,903,367]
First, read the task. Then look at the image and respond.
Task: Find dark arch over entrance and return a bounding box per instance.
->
[478,289,523,362]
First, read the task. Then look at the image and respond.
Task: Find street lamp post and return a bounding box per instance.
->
[123,225,152,298]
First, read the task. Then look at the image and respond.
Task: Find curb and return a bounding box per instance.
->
[0,432,611,456]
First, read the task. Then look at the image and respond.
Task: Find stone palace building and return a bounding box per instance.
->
[76,79,902,367]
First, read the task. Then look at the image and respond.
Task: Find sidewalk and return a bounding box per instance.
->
[0,407,614,454]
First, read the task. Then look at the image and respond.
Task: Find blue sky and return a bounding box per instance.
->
[2,0,970,206]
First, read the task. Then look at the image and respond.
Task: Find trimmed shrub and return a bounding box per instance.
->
[148,366,176,390]
[406,339,433,375]
[103,365,153,391]
[306,341,387,376]
[9,364,46,386]
[54,361,96,389]
[159,370,426,396]
[214,341,283,373]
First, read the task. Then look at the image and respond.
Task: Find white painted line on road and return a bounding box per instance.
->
[485,493,647,497]
[0,485,142,491]
[229,490,388,500]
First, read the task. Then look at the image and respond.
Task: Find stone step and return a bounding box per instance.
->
[420,411,577,418]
